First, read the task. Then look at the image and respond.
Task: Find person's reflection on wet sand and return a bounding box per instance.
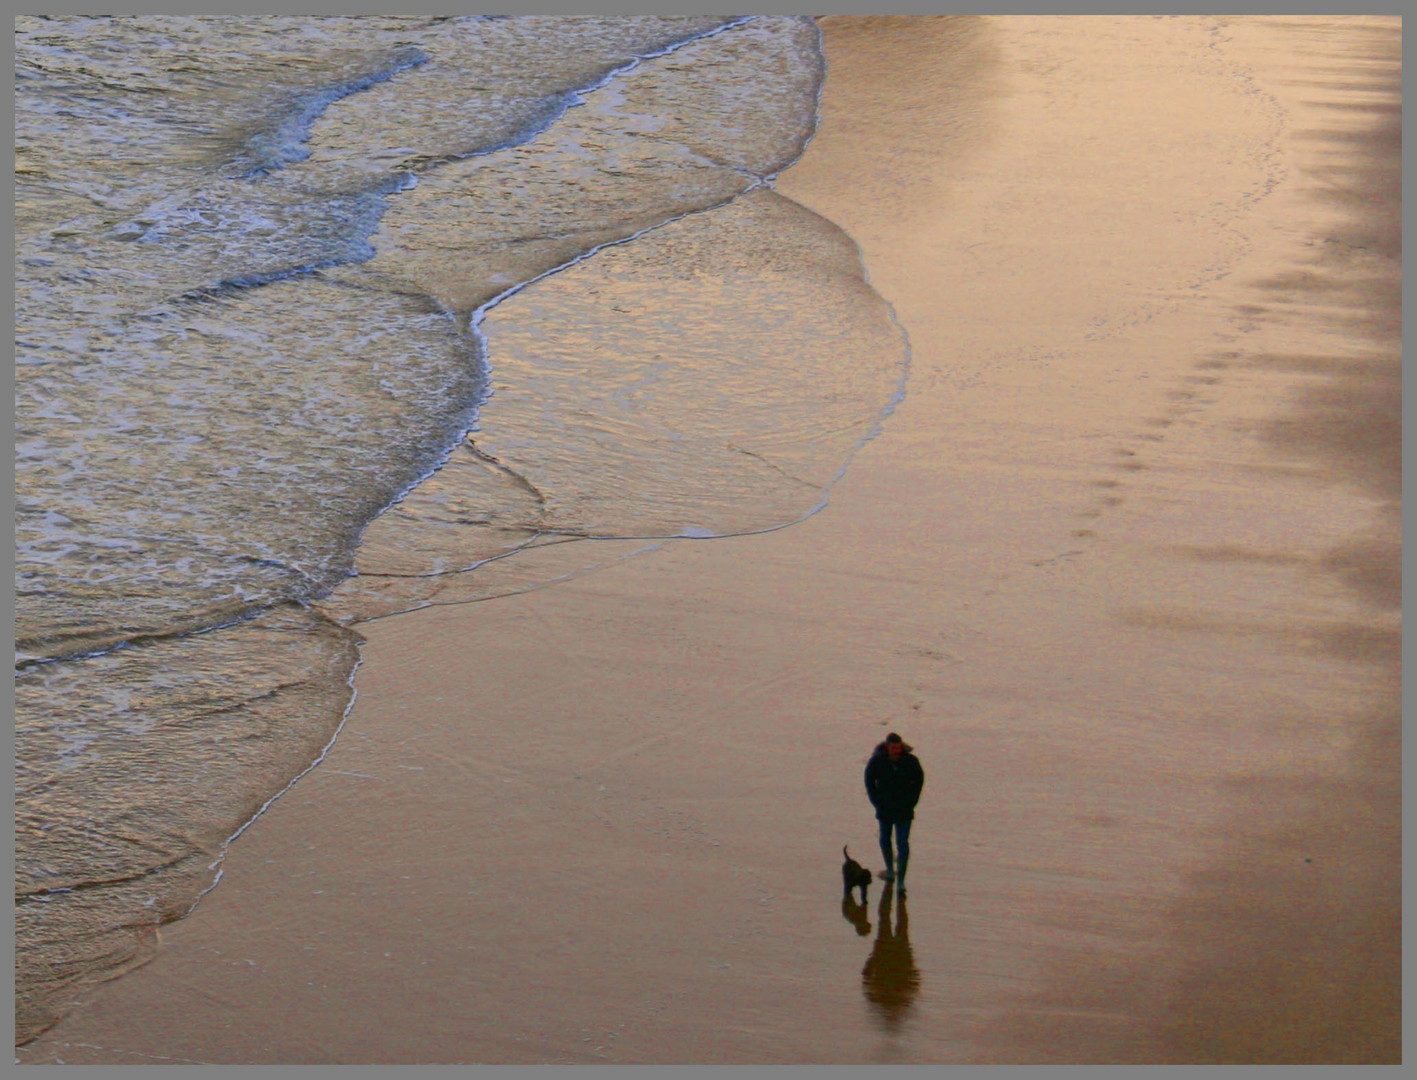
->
[861,883,920,1029]
[841,893,873,936]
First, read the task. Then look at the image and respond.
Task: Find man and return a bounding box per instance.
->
[864,732,924,888]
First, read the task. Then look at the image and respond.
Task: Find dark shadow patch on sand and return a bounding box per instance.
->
[1306,621,1401,666]
[1242,29,1400,599]
[1161,533,1401,611]
[976,21,1401,1062]
[1151,710,1400,1064]
[1315,516,1401,609]
[1273,364,1395,459]
[1254,363,1399,501]
[1119,606,1399,666]
[1242,352,1384,378]
[966,685,1400,1065]
[1118,607,1277,635]
[1162,543,1308,567]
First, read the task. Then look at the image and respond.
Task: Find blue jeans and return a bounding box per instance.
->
[878,817,912,872]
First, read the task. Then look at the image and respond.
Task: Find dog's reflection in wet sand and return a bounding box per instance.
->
[841,892,873,936]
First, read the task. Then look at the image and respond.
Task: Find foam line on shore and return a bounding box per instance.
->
[187,647,365,913]
[148,12,823,933]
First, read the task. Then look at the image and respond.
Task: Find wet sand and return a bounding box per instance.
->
[19,16,1400,1064]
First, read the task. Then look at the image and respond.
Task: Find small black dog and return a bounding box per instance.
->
[841,845,873,901]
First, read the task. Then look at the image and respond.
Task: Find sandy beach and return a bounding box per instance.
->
[18,15,1400,1065]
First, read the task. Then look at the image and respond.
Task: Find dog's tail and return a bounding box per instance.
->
[843,845,851,860]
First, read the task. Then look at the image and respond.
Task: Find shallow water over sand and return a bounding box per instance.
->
[15,15,910,1043]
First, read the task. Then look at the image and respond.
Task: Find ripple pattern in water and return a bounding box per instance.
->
[16,14,750,662]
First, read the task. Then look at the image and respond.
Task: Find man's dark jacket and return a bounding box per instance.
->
[864,741,925,822]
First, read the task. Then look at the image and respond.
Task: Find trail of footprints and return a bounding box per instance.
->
[1049,345,1240,561]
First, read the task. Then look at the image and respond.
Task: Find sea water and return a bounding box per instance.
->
[14,15,908,1041]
